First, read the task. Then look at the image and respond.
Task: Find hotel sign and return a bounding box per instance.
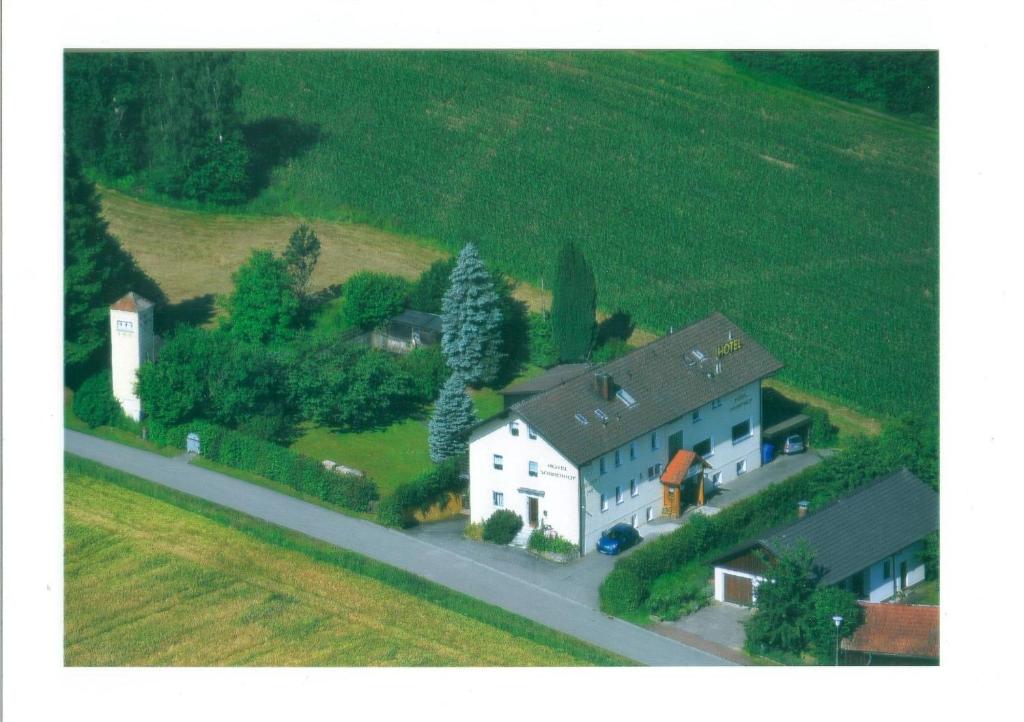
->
[717,338,742,357]
[541,462,576,481]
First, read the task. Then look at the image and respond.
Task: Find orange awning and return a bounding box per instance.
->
[661,450,707,486]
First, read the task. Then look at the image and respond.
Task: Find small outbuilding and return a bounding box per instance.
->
[368,309,443,354]
[842,602,939,665]
[712,468,938,606]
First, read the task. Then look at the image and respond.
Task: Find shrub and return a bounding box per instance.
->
[342,272,409,330]
[73,371,125,428]
[463,522,484,541]
[399,346,450,403]
[148,420,378,512]
[527,528,579,556]
[482,509,523,545]
[646,561,713,620]
[806,405,839,447]
[808,586,863,663]
[375,457,466,527]
[526,312,559,368]
[591,337,631,363]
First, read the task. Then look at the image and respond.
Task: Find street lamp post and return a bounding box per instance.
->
[832,615,844,666]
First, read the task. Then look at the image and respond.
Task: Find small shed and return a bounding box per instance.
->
[370,309,443,354]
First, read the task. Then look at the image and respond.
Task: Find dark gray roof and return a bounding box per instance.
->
[718,468,939,586]
[499,364,591,396]
[510,313,782,466]
[391,309,443,333]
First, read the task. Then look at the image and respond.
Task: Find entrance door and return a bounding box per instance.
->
[899,561,908,591]
[527,497,539,528]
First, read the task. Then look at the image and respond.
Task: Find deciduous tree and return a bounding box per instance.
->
[341,272,409,330]
[283,223,321,302]
[224,249,300,345]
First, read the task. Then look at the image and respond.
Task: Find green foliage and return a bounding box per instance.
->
[376,458,466,528]
[286,333,414,431]
[137,326,286,435]
[482,509,524,545]
[441,244,504,386]
[646,561,713,620]
[225,249,300,345]
[72,371,126,428]
[728,51,938,125]
[526,312,559,368]
[341,272,410,330]
[599,418,939,617]
[527,528,579,556]
[921,531,940,580]
[493,273,531,385]
[408,257,456,314]
[283,224,321,301]
[427,374,478,462]
[805,405,839,448]
[398,345,450,403]
[808,586,864,664]
[591,338,631,363]
[147,420,378,512]
[65,51,253,203]
[551,241,597,362]
[64,150,164,379]
[744,543,818,656]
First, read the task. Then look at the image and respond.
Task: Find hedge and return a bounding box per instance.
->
[599,417,938,616]
[149,420,378,512]
[73,370,127,428]
[376,457,466,528]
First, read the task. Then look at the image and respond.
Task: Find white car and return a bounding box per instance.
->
[783,434,806,454]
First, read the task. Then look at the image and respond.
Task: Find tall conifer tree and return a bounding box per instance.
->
[428,373,477,462]
[440,244,504,385]
[550,241,597,362]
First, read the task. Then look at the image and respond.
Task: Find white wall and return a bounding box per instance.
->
[109,304,155,422]
[468,416,581,547]
[865,541,927,602]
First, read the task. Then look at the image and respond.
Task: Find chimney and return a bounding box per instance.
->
[798,501,809,519]
[594,372,613,401]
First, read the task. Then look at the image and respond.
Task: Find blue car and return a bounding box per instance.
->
[596,523,642,555]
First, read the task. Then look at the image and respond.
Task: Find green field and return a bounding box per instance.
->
[64,455,629,666]
[215,51,936,419]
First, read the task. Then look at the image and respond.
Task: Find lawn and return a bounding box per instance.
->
[288,377,520,497]
[64,455,630,666]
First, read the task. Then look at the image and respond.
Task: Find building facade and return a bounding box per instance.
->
[468,313,782,553]
[109,292,156,422]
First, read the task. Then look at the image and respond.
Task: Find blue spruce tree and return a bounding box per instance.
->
[428,373,478,462]
[441,243,504,385]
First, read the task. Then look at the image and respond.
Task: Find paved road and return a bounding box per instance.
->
[65,430,731,666]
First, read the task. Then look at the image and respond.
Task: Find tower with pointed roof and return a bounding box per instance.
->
[109,292,155,421]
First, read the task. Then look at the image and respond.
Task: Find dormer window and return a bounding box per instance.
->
[509,421,520,436]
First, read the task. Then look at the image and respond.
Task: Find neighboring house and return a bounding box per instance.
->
[712,468,939,606]
[841,602,939,665]
[468,312,783,553]
[498,363,591,409]
[366,309,442,354]
[109,292,157,421]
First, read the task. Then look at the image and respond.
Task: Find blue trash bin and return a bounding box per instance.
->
[762,442,775,465]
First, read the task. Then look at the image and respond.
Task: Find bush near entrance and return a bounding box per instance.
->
[482,509,524,545]
[73,371,127,429]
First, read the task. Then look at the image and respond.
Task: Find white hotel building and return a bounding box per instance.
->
[468,312,783,553]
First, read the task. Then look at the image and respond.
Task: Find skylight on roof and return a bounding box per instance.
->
[691,348,707,362]
[594,409,609,422]
[574,413,589,426]
[616,388,637,408]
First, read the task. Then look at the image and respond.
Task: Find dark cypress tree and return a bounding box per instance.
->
[550,241,597,362]
[440,244,504,386]
[64,150,163,381]
[428,373,477,462]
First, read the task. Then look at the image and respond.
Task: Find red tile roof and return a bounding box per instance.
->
[661,450,699,486]
[842,602,939,659]
[110,292,154,312]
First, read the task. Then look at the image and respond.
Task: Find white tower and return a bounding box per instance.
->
[109,292,155,421]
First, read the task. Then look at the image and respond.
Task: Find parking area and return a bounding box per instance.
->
[661,602,753,651]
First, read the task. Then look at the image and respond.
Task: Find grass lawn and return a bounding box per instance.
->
[904,579,939,605]
[64,455,631,666]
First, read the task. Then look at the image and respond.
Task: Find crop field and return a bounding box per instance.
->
[64,456,628,666]
[224,51,937,418]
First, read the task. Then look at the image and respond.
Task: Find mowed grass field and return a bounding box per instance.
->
[64,456,629,666]
[217,50,934,418]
